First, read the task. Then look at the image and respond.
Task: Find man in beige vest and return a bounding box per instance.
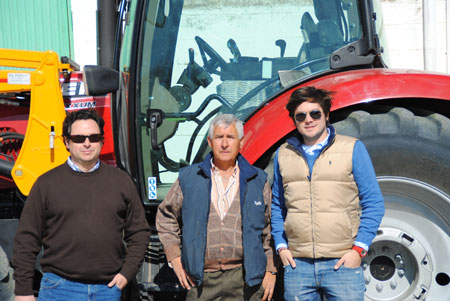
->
[271,86,384,300]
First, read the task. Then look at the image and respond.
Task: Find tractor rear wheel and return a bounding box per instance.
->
[333,107,450,300]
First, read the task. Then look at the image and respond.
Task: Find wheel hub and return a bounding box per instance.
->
[370,255,395,281]
[363,227,431,300]
[364,177,450,300]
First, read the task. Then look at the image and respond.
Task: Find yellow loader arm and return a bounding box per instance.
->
[0,49,73,196]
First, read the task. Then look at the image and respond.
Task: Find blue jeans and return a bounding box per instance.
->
[284,258,365,301]
[38,272,122,301]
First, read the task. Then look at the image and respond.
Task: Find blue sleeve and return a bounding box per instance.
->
[353,140,385,250]
[271,149,288,250]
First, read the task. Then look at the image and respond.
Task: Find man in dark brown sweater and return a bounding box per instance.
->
[156,114,277,300]
[12,109,150,301]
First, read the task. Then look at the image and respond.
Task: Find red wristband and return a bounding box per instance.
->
[352,245,368,257]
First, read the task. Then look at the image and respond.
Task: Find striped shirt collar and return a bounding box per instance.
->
[210,159,239,220]
[210,159,239,176]
[67,156,100,173]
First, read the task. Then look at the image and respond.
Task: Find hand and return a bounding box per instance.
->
[334,250,362,270]
[108,273,128,290]
[14,296,35,301]
[261,272,276,301]
[279,249,296,268]
[171,256,196,290]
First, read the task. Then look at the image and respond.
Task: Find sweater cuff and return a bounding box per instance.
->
[164,243,181,263]
[353,241,369,251]
[119,264,137,282]
[275,243,288,254]
[14,280,36,297]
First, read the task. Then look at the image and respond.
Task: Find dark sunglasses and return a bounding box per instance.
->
[69,134,103,143]
[294,110,322,122]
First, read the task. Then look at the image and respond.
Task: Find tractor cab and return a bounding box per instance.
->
[114,0,384,203]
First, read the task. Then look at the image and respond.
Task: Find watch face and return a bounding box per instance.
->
[361,249,368,256]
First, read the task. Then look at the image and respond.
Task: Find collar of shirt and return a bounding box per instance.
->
[210,158,239,177]
[302,128,331,156]
[67,156,100,173]
[210,159,239,220]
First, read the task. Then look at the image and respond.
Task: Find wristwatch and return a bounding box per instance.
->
[352,245,368,257]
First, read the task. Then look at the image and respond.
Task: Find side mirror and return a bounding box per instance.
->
[83,65,120,96]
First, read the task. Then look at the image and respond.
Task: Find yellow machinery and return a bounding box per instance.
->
[0,49,75,195]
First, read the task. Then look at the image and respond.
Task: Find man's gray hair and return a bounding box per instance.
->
[208,114,244,139]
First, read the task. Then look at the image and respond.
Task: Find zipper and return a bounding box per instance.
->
[310,178,315,258]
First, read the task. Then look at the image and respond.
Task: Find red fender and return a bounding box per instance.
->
[241,68,450,164]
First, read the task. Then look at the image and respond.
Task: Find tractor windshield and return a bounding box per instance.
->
[127,0,363,201]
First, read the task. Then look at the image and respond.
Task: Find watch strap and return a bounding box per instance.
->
[352,245,368,257]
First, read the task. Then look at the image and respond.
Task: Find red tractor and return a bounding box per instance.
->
[1,0,449,300]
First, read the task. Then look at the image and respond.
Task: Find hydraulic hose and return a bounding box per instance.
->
[0,132,25,142]
[0,131,24,177]
[0,159,13,178]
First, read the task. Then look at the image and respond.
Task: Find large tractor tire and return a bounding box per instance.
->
[333,107,450,300]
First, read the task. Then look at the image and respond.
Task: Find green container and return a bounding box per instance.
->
[0,0,73,59]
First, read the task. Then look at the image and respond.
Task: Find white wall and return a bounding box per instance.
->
[71,0,97,67]
[381,0,449,73]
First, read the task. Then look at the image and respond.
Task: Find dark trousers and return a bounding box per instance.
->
[186,266,265,301]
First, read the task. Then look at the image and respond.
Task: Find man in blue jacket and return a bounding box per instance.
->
[271,86,384,300]
[156,114,277,300]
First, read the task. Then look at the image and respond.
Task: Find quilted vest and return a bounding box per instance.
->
[278,134,361,258]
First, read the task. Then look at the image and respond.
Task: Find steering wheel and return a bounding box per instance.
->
[195,36,228,76]
[230,56,330,113]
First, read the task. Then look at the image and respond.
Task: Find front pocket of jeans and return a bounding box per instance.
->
[340,264,361,271]
[40,274,63,289]
[283,264,294,274]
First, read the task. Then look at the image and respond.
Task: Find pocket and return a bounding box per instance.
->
[340,264,361,270]
[283,263,294,274]
[40,273,63,289]
[333,258,362,271]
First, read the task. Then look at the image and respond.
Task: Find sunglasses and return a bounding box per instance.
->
[69,134,103,143]
[294,110,322,122]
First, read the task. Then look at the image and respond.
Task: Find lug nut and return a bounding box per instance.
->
[365,275,371,284]
[390,280,397,289]
[376,284,383,292]
[398,269,405,277]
